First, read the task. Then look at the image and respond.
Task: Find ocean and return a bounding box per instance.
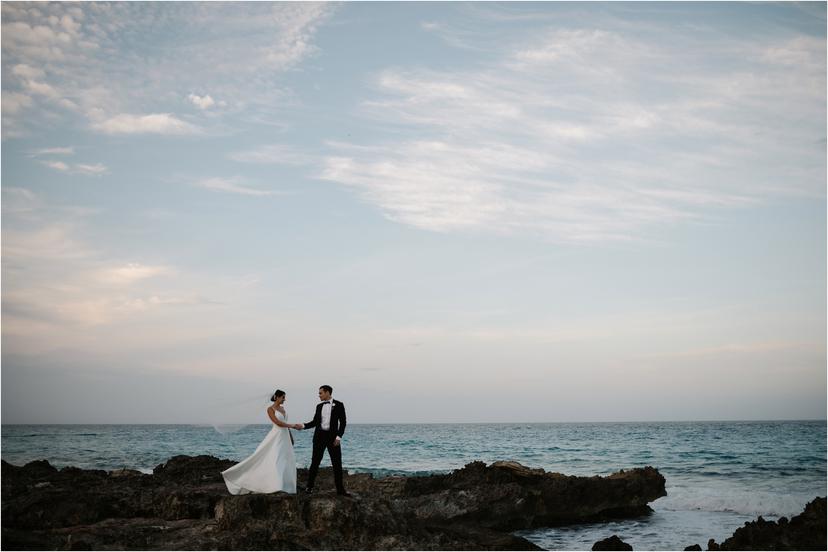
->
[2,420,825,550]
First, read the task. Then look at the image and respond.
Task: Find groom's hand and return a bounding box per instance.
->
[333,437,341,447]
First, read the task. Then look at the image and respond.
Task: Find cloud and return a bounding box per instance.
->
[319,21,826,243]
[193,177,277,197]
[2,186,38,202]
[321,138,704,242]
[91,113,200,135]
[188,93,217,110]
[1,187,42,218]
[22,79,61,99]
[98,263,171,285]
[74,163,108,175]
[12,63,46,80]
[1,195,216,334]
[761,35,825,69]
[228,144,314,165]
[30,146,75,156]
[2,20,72,50]
[322,142,547,235]
[258,2,333,70]
[2,289,202,328]
[2,223,97,261]
[1,187,100,222]
[2,91,34,116]
[27,144,106,175]
[42,160,70,172]
[641,341,825,359]
[1,2,335,135]
[419,19,493,52]
[40,160,108,176]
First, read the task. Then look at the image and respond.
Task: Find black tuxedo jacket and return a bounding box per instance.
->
[304,399,347,439]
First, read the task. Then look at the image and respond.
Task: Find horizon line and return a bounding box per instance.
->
[2,418,826,426]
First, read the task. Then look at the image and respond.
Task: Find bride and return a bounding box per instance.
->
[222,389,300,494]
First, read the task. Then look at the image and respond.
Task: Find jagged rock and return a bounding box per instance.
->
[592,534,633,550]
[362,460,666,530]
[684,545,702,551]
[707,497,826,551]
[153,454,235,484]
[109,469,144,478]
[2,455,667,550]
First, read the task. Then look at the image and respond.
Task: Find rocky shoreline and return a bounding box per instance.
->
[592,496,826,551]
[2,455,823,551]
[2,455,665,550]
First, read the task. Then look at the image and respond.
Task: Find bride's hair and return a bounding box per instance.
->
[270,389,285,402]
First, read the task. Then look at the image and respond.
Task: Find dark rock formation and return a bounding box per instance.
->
[684,545,702,551]
[592,534,633,550]
[2,455,667,550]
[704,497,826,551]
[351,460,666,531]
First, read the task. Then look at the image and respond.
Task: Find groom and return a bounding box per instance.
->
[300,385,348,495]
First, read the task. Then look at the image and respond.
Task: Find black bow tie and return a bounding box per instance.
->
[321,401,331,405]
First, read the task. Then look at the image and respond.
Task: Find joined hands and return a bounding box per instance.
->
[292,424,304,430]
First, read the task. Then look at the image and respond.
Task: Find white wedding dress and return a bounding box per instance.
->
[222,409,297,494]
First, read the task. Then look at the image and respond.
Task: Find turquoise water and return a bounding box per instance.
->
[2,420,825,550]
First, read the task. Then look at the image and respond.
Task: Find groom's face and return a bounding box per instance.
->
[318,388,331,401]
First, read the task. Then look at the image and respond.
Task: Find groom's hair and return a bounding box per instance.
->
[320,385,333,394]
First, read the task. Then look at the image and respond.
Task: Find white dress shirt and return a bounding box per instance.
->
[321,399,333,431]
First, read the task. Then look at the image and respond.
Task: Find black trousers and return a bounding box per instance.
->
[307,430,345,492]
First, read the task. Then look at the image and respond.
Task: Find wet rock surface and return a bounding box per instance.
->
[2,455,666,550]
[705,496,826,551]
[592,534,633,550]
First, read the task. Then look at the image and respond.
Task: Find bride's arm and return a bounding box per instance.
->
[266,406,292,428]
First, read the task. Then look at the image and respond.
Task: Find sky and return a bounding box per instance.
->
[1,1,826,425]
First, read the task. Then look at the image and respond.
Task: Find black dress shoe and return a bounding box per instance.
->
[337,491,351,497]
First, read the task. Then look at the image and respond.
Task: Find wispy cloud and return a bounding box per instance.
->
[41,160,108,175]
[91,113,200,135]
[255,2,333,70]
[2,191,218,334]
[228,144,314,166]
[193,177,278,197]
[320,20,825,243]
[2,186,39,209]
[2,223,98,261]
[74,163,107,175]
[42,160,70,172]
[29,146,106,175]
[1,186,100,222]
[640,341,825,359]
[97,263,172,286]
[30,146,75,156]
